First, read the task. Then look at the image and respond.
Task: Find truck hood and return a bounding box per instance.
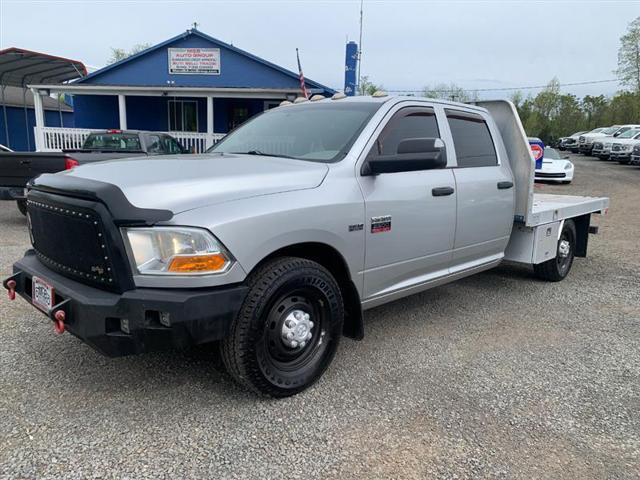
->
[62,153,329,213]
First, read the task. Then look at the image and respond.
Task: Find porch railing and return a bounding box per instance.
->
[36,127,225,153]
[41,127,94,151]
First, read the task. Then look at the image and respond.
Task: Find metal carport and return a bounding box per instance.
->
[0,47,87,150]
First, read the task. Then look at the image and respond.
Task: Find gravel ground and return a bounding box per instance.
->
[0,153,638,479]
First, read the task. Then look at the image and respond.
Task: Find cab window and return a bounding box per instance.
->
[370,107,440,158]
[445,110,498,167]
[162,135,184,154]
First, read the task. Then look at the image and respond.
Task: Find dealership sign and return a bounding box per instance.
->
[168,48,220,75]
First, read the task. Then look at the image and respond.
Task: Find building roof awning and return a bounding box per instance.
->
[0,47,87,87]
[27,84,324,99]
[0,85,72,111]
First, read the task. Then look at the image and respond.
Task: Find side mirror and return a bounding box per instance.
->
[613,132,621,137]
[361,138,447,176]
[563,155,570,159]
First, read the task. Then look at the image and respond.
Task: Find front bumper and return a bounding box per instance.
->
[579,144,593,153]
[630,154,640,165]
[0,186,25,201]
[610,152,631,161]
[3,250,248,357]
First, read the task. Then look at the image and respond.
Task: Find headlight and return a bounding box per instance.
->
[122,227,232,275]
[564,162,573,170]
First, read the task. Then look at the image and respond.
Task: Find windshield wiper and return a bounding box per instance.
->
[232,150,296,159]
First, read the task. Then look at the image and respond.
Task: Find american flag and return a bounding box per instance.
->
[296,48,309,99]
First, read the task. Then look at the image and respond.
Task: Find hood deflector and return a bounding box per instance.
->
[30,174,173,225]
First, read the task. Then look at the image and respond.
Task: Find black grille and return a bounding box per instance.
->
[27,197,120,290]
[612,145,621,152]
[593,142,603,149]
[536,172,566,178]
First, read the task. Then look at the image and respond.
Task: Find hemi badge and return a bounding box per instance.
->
[371,215,391,233]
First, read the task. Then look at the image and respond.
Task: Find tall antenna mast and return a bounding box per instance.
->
[357,0,364,95]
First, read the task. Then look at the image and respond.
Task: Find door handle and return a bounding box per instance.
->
[497,181,514,189]
[19,160,31,165]
[432,186,455,197]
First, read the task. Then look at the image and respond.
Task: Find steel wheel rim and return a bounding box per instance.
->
[262,288,330,372]
[556,233,572,275]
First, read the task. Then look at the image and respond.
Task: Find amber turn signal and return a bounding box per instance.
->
[167,253,228,273]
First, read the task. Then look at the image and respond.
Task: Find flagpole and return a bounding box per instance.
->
[357,0,364,96]
[296,48,309,99]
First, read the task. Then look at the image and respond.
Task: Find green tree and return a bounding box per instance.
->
[606,91,640,124]
[582,95,609,129]
[358,75,384,95]
[107,43,151,64]
[615,17,640,92]
[423,83,475,102]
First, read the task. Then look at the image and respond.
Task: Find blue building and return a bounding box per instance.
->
[0,86,74,151]
[29,28,334,152]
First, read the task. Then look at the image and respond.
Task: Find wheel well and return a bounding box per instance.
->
[252,243,364,340]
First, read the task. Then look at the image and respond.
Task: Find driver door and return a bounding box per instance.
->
[357,106,457,300]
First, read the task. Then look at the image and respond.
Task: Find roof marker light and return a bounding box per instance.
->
[310,94,326,101]
[293,97,308,104]
[279,100,293,106]
[372,90,388,98]
[331,92,347,100]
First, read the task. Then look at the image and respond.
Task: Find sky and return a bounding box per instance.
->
[1,0,638,99]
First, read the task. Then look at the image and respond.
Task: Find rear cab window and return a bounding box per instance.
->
[445,109,498,167]
[82,133,142,151]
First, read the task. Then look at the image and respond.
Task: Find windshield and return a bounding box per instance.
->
[618,128,640,139]
[590,128,605,133]
[82,133,142,151]
[602,127,620,135]
[544,147,561,160]
[209,102,381,162]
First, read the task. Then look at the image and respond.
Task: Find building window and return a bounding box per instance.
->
[229,106,249,131]
[168,100,198,132]
[264,101,281,110]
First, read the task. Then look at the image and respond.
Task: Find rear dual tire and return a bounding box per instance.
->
[221,257,343,397]
[533,220,576,282]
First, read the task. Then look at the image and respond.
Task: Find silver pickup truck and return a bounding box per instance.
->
[3,96,609,397]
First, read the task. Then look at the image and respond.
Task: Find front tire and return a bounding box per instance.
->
[533,220,576,282]
[221,257,344,397]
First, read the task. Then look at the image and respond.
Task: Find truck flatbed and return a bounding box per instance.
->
[528,193,609,226]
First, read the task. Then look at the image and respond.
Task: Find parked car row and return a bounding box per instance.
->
[557,124,640,165]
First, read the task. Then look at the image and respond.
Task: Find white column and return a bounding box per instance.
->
[31,88,46,151]
[118,94,127,130]
[206,96,214,148]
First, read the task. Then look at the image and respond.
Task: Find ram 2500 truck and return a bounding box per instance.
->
[0,130,187,215]
[3,96,609,397]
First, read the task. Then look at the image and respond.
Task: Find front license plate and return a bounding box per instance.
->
[32,276,55,312]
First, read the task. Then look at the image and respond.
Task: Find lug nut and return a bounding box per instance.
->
[309,321,314,328]
[299,341,306,348]
[290,340,298,348]
[294,312,302,320]
[286,332,294,340]
[285,319,295,328]
[306,332,312,340]
[304,313,310,320]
